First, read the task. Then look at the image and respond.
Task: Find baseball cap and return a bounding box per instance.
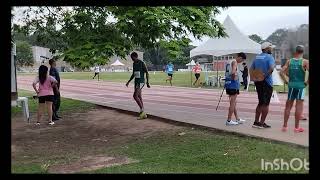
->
[261,42,276,50]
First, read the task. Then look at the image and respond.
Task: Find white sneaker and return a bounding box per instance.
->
[226,120,239,126]
[49,122,55,125]
[236,118,246,124]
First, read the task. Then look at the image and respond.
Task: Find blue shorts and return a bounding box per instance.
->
[288,88,305,100]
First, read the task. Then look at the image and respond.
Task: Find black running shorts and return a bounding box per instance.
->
[226,89,239,96]
[254,80,273,106]
[38,95,54,103]
[195,73,200,80]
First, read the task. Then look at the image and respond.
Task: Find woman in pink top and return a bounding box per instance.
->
[32,65,59,125]
[192,62,202,87]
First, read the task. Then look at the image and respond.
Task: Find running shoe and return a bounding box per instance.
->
[252,122,263,129]
[226,120,239,126]
[294,127,304,133]
[236,118,246,124]
[35,122,40,125]
[137,112,147,120]
[49,121,55,125]
[261,123,271,128]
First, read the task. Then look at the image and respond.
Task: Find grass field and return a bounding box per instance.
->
[11,89,96,117]
[18,71,309,94]
[12,89,308,174]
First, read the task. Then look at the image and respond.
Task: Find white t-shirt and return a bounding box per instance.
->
[94,66,100,73]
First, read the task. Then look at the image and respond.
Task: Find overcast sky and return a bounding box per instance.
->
[191,6,309,46]
[13,6,309,46]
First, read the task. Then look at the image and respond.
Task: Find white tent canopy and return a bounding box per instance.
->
[186,60,196,66]
[190,15,261,58]
[111,59,125,66]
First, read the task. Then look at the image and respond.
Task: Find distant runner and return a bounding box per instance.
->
[280,45,309,133]
[165,62,174,86]
[92,65,100,81]
[224,52,247,126]
[192,62,202,86]
[126,52,150,120]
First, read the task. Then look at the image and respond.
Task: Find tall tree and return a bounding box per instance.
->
[16,40,34,67]
[16,6,227,69]
[266,28,288,46]
[248,34,263,44]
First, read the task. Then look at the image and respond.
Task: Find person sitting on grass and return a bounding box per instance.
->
[32,65,59,126]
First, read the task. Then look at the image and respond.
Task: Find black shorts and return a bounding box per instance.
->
[38,95,54,103]
[254,81,273,106]
[226,89,239,96]
[195,73,200,80]
[168,73,173,77]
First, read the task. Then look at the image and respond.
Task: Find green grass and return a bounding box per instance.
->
[87,129,308,174]
[11,89,96,117]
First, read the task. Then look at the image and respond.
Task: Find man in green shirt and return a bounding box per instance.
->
[126,52,150,120]
[280,45,309,133]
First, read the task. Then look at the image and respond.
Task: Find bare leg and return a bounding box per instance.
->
[169,77,172,86]
[37,103,45,123]
[133,89,143,111]
[260,105,270,124]
[227,95,236,120]
[295,100,304,129]
[255,104,262,123]
[283,100,294,127]
[138,89,144,111]
[233,99,239,120]
[46,101,53,123]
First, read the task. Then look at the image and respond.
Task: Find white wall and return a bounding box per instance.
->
[32,46,53,63]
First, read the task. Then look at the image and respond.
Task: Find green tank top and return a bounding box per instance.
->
[133,60,145,83]
[288,58,305,89]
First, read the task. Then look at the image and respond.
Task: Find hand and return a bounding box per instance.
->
[147,82,150,88]
[126,82,129,87]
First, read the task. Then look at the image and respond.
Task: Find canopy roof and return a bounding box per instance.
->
[186,60,196,66]
[190,15,261,57]
[111,59,125,66]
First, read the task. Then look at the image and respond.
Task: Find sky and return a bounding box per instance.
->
[191,6,309,46]
[12,6,309,46]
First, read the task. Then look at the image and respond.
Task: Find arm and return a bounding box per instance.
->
[54,68,61,89]
[303,59,309,85]
[32,77,39,94]
[280,59,290,84]
[143,62,150,88]
[126,73,134,87]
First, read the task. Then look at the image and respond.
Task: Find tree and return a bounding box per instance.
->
[266,28,288,46]
[16,6,227,69]
[249,34,263,43]
[16,40,34,67]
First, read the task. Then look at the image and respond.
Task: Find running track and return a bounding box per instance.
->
[17,76,309,147]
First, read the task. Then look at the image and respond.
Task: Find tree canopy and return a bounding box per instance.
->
[14,6,227,68]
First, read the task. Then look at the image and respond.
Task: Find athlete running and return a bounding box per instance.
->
[126,52,150,120]
[165,62,174,86]
[192,62,202,86]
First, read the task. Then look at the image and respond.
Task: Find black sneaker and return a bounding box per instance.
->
[261,123,271,128]
[252,122,263,129]
[52,116,60,121]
